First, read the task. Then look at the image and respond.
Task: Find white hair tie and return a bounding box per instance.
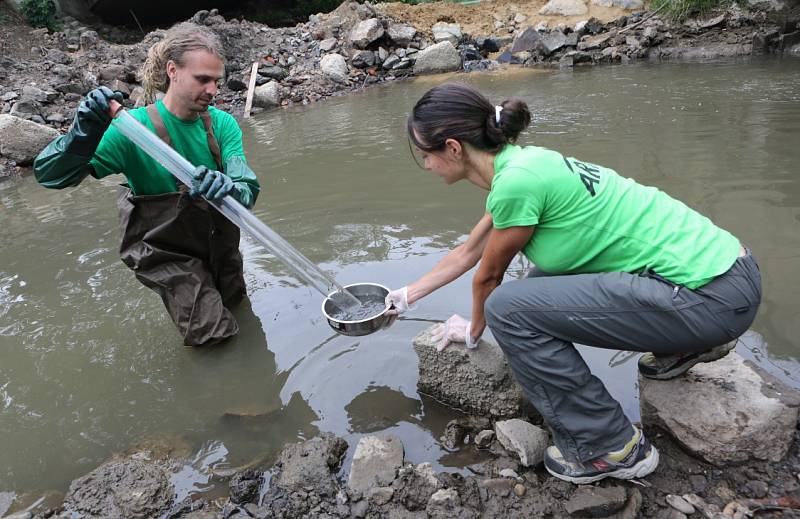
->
[495,105,503,125]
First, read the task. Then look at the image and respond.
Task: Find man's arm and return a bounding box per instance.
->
[216,112,260,208]
[34,87,123,189]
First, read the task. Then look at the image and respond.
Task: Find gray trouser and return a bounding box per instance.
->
[484,249,761,463]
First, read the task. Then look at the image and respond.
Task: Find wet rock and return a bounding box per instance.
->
[666,494,696,514]
[351,50,376,68]
[494,419,548,467]
[366,486,394,505]
[253,81,280,108]
[413,325,525,418]
[475,430,495,448]
[229,469,263,504]
[511,27,545,53]
[640,351,800,465]
[539,0,589,16]
[387,23,417,47]
[432,22,462,45]
[273,433,348,497]
[320,53,349,83]
[498,468,520,479]
[348,434,404,493]
[426,488,460,514]
[382,54,401,70]
[62,454,174,518]
[0,115,58,164]
[564,485,628,516]
[392,462,441,511]
[579,32,614,50]
[540,30,568,55]
[350,18,384,49]
[478,478,515,497]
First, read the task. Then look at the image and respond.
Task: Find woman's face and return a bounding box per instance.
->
[413,134,466,185]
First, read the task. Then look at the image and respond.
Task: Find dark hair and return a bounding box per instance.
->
[407,83,531,155]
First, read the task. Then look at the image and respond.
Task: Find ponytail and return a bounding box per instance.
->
[408,83,531,153]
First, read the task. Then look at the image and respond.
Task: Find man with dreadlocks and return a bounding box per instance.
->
[34,23,261,346]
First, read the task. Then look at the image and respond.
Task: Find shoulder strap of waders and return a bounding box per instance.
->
[199,110,223,172]
[145,104,224,171]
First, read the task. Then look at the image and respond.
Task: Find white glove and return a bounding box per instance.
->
[385,286,410,316]
[431,314,480,352]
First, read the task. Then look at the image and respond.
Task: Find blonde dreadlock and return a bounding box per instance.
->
[139,22,224,105]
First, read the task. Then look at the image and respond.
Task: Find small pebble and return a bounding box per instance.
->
[513,483,526,497]
[666,494,695,515]
[499,468,520,480]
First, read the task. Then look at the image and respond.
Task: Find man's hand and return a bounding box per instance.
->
[190,166,234,201]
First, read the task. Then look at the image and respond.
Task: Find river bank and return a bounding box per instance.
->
[1,0,799,177]
[1,1,800,517]
[3,327,800,518]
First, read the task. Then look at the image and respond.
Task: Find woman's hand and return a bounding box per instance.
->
[431,314,481,351]
[385,286,409,316]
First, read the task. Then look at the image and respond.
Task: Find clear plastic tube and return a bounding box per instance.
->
[114,110,362,310]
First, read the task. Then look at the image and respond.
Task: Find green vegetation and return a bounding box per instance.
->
[19,0,58,31]
[649,0,728,20]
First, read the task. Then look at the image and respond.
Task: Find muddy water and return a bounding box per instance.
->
[1,58,799,502]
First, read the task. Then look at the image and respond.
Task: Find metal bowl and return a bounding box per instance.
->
[322,282,391,336]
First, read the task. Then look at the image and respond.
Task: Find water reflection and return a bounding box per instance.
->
[1,58,799,497]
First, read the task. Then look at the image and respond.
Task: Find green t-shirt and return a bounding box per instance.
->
[90,101,259,197]
[486,145,741,289]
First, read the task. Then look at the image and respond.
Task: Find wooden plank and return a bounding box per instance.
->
[242,61,259,119]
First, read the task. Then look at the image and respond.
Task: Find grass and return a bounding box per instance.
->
[649,0,730,20]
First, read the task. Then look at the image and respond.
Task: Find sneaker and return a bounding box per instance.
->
[638,340,736,380]
[544,426,659,484]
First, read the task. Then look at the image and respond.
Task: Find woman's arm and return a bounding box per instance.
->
[469,225,535,341]
[405,212,494,305]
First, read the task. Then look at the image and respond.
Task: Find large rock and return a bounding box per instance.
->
[0,115,59,165]
[348,435,404,494]
[494,419,548,467]
[412,42,462,75]
[63,455,174,518]
[274,433,348,497]
[252,81,280,108]
[413,325,526,418]
[350,18,384,49]
[540,31,568,55]
[539,0,589,15]
[432,22,462,45]
[387,23,417,46]
[320,53,350,83]
[640,351,800,465]
[511,28,545,54]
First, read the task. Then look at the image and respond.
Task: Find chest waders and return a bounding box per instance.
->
[116,105,246,346]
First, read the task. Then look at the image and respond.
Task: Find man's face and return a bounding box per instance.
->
[167,49,224,114]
